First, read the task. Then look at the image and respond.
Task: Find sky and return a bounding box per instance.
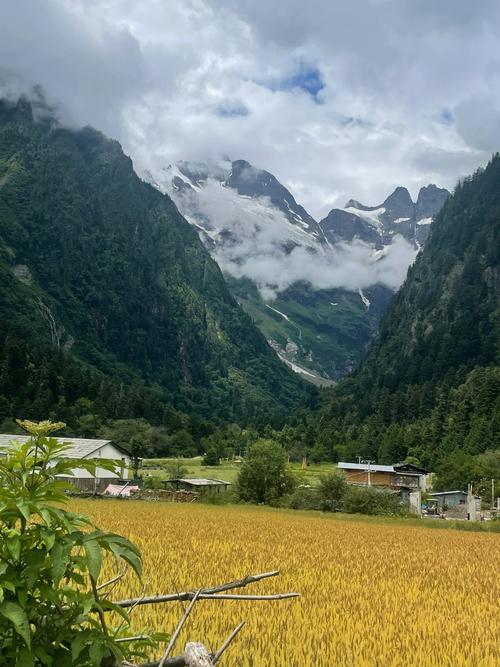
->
[1,0,499,219]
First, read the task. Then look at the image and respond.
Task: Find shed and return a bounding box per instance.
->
[162,478,231,494]
[0,434,131,492]
[428,490,468,509]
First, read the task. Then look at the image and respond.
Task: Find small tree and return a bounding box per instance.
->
[237,440,296,504]
[316,471,347,512]
[0,420,162,665]
[202,448,219,467]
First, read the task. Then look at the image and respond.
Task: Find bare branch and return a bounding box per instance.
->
[213,621,245,664]
[158,590,201,667]
[193,593,299,601]
[90,576,109,636]
[114,570,283,609]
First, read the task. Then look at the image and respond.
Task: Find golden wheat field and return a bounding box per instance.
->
[72,500,500,667]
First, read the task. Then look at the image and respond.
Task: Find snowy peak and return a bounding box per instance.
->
[382,186,414,220]
[319,185,449,249]
[415,184,449,221]
[225,160,324,238]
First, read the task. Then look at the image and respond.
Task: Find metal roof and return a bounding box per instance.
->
[429,490,466,496]
[338,462,395,473]
[337,462,426,475]
[0,434,129,459]
[163,478,231,486]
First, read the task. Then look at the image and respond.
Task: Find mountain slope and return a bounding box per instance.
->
[149,161,447,381]
[311,157,500,472]
[0,98,312,427]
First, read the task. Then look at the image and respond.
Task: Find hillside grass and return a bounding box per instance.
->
[142,457,337,485]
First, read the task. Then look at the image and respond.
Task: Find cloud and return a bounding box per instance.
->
[172,177,416,299]
[454,93,500,152]
[0,0,498,219]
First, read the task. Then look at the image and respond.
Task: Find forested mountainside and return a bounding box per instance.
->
[148,161,447,382]
[302,156,500,486]
[0,98,312,440]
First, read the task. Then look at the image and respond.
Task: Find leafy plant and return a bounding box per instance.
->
[0,419,165,666]
[237,439,296,504]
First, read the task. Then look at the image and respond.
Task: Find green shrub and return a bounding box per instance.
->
[342,485,407,516]
[316,472,348,512]
[202,448,219,466]
[0,420,165,665]
[237,440,296,504]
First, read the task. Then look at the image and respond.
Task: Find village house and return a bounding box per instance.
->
[0,434,131,493]
[337,461,428,491]
[428,489,482,520]
[337,461,428,513]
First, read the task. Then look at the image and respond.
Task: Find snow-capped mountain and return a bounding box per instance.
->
[145,160,448,382]
[319,184,449,250]
[146,159,323,259]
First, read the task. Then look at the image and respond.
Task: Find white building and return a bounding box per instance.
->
[0,434,131,492]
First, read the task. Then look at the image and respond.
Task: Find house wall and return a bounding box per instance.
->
[344,470,394,486]
[68,444,131,479]
[432,493,467,509]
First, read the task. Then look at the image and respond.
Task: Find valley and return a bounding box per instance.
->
[148,160,448,381]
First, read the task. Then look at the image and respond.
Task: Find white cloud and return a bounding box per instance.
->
[0,0,497,219]
[169,177,416,299]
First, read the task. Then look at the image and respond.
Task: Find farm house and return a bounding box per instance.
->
[0,434,131,492]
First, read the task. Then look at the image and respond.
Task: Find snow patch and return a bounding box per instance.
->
[394,217,411,224]
[358,288,371,309]
[266,304,291,322]
[417,217,432,226]
[344,206,386,229]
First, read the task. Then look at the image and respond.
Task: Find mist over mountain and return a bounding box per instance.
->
[148,159,447,380]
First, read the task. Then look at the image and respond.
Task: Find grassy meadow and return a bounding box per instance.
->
[142,457,336,485]
[73,499,500,666]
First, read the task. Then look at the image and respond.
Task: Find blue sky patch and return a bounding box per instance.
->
[440,109,454,125]
[216,103,250,118]
[279,61,325,101]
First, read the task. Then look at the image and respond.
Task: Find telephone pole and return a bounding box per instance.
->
[361,459,375,487]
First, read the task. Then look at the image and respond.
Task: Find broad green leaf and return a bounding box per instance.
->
[84,539,102,582]
[50,542,67,585]
[71,631,91,662]
[0,600,31,647]
[5,532,21,561]
[17,648,35,667]
[89,640,105,666]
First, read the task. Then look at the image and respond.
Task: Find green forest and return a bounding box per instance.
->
[0,98,312,443]
[0,98,499,493]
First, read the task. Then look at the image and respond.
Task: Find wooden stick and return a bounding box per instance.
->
[114,570,283,609]
[212,621,245,664]
[158,590,201,667]
[193,593,299,601]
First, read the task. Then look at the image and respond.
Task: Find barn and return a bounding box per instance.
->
[0,434,131,492]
